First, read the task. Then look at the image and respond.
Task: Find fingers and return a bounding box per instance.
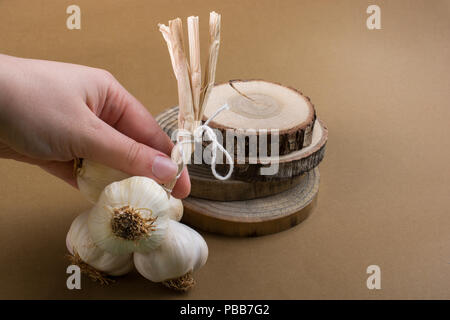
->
[78,117,179,185]
[91,76,191,198]
[40,159,191,198]
[171,166,191,199]
[99,79,174,156]
[0,143,77,188]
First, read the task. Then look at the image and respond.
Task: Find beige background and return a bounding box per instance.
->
[0,0,449,299]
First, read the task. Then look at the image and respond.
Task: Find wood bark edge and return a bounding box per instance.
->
[203,79,317,155]
[156,106,327,181]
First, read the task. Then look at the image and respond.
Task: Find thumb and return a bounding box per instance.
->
[77,118,178,184]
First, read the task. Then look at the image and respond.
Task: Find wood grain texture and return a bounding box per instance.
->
[203,80,317,156]
[156,106,327,181]
[188,163,306,200]
[182,168,319,237]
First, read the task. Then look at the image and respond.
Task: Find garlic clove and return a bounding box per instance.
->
[163,196,183,222]
[88,176,171,255]
[133,220,208,291]
[76,159,130,204]
[66,211,134,277]
[76,160,184,221]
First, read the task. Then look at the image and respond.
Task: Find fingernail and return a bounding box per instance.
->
[152,155,178,182]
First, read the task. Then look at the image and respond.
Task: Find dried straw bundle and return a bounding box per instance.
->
[159,12,221,193]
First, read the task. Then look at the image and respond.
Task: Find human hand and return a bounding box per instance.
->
[0,54,190,199]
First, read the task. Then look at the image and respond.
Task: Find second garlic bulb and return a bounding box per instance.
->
[134,220,208,291]
[66,211,134,277]
[88,176,171,255]
[76,159,184,221]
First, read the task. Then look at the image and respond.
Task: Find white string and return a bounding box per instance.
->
[176,103,234,180]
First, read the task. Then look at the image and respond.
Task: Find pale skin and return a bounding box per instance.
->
[0,54,190,199]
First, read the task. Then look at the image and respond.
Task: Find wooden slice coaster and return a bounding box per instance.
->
[155,106,178,137]
[182,168,320,237]
[203,80,316,156]
[188,163,306,201]
[213,118,327,181]
[156,106,327,181]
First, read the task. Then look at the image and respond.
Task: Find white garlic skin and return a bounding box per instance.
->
[77,160,183,222]
[134,220,208,283]
[77,159,129,203]
[163,196,183,222]
[66,211,133,276]
[88,176,170,255]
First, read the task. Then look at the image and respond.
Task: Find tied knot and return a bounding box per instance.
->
[175,104,234,180]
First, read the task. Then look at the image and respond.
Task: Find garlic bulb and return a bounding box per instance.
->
[76,159,129,203]
[76,159,183,221]
[88,176,170,255]
[66,211,133,277]
[134,220,208,291]
[163,195,183,222]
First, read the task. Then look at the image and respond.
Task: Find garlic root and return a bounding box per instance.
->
[88,177,171,255]
[134,220,208,291]
[162,272,195,292]
[66,252,115,285]
[66,211,134,278]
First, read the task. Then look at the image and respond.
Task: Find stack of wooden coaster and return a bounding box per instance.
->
[156,80,327,237]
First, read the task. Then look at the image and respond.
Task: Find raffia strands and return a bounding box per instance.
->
[199,11,221,118]
[158,19,194,133]
[187,16,202,121]
[159,12,221,134]
[158,12,223,193]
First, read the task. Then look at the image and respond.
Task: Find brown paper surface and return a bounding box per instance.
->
[0,0,449,299]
